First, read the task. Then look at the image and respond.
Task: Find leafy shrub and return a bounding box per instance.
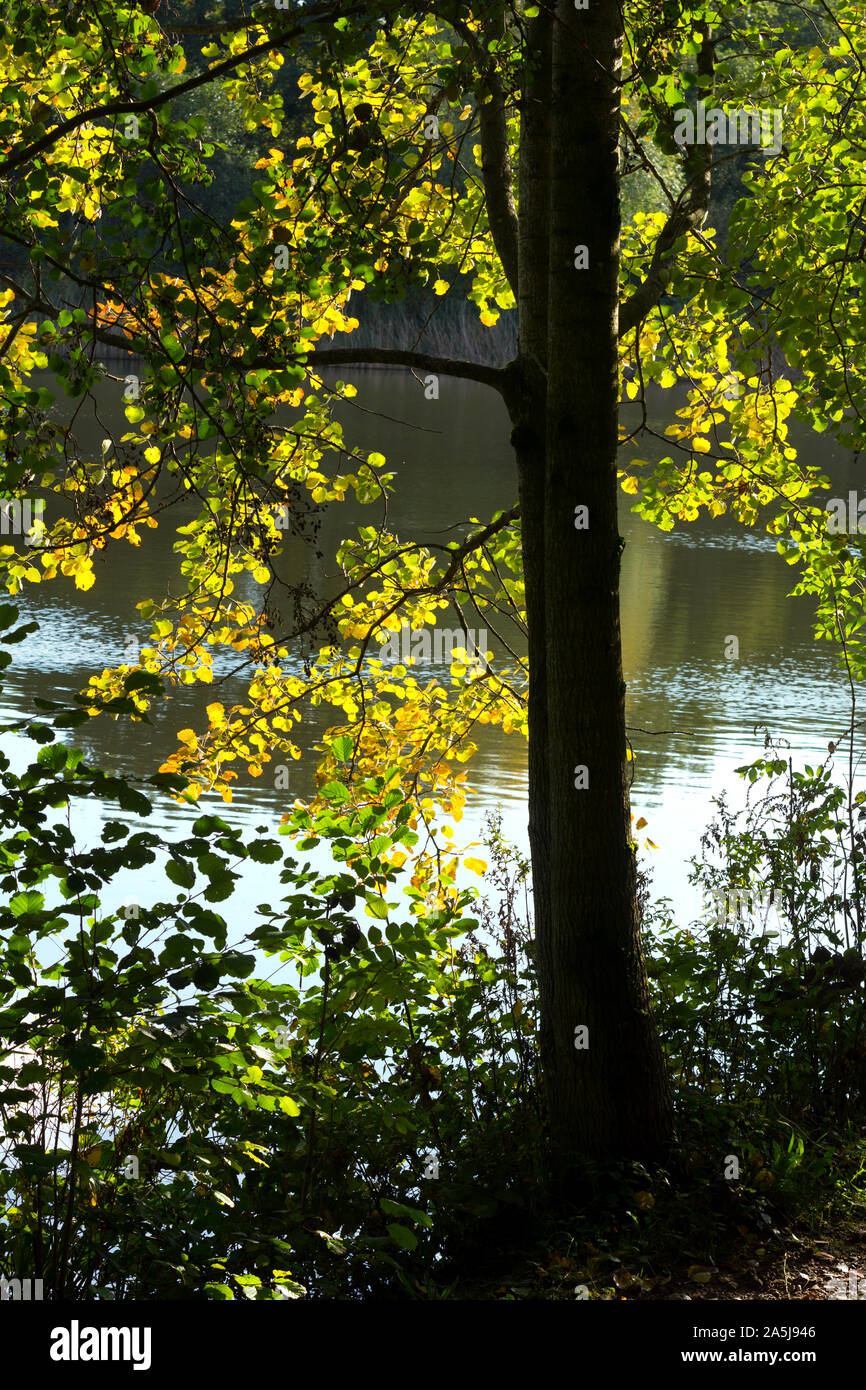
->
[0,609,542,1299]
[648,747,866,1122]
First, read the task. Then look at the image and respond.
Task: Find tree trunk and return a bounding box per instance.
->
[518,0,673,1171]
[510,7,553,1028]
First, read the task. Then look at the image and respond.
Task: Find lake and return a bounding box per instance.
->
[1,367,862,930]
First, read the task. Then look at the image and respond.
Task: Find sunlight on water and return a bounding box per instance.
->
[2,371,864,929]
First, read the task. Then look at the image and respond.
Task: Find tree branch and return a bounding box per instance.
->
[9,302,510,395]
[617,169,710,337]
[448,13,519,298]
[618,27,714,338]
[272,346,507,392]
[284,502,521,650]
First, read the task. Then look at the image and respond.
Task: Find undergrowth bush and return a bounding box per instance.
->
[2,598,865,1300]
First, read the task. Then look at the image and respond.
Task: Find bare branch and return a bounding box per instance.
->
[271,346,507,392]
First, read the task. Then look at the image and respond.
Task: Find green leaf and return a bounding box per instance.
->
[364,895,391,920]
[222,951,255,978]
[193,962,222,989]
[192,814,232,837]
[116,784,153,816]
[9,889,44,917]
[248,840,282,863]
[123,671,162,695]
[386,1223,418,1251]
[0,603,22,630]
[380,1197,431,1226]
[165,858,195,889]
[321,781,350,803]
[36,744,68,772]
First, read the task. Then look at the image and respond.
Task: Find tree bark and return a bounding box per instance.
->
[531,0,673,1170]
[506,5,553,1090]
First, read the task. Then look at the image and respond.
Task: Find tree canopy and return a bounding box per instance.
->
[2,0,866,1300]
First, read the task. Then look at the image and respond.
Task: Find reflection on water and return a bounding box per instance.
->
[2,370,863,924]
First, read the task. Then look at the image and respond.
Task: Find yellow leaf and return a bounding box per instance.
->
[692,436,712,453]
[143,446,161,464]
[464,857,487,875]
[433,279,449,295]
[635,817,647,830]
